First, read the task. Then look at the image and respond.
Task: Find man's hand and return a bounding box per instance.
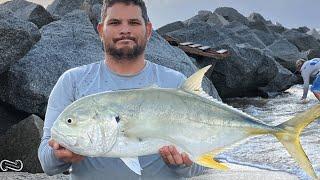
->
[49,139,84,163]
[159,145,193,166]
[300,98,309,104]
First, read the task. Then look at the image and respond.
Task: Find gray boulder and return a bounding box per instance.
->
[146,30,221,100]
[47,0,84,16]
[238,30,266,49]
[156,21,186,36]
[0,102,29,135]
[266,24,287,34]
[258,62,298,96]
[0,8,40,74]
[90,3,102,31]
[248,22,268,33]
[165,21,296,97]
[167,22,224,47]
[0,114,44,173]
[267,39,306,71]
[198,10,212,16]
[184,10,229,27]
[47,0,102,17]
[206,12,229,26]
[81,1,102,32]
[293,26,310,33]
[251,29,280,46]
[0,10,104,116]
[226,22,272,47]
[223,21,251,34]
[247,12,268,24]
[248,20,272,33]
[167,22,265,50]
[282,29,320,51]
[214,7,249,25]
[184,10,212,25]
[247,13,276,34]
[0,0,54,28]
[307,28,320,40]
[306,49,320,60]
[210,44,296,97]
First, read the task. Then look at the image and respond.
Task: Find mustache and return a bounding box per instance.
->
[113,36,136,42]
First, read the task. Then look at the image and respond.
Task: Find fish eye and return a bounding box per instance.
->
[66,118,75,125]
[67,118,72,123]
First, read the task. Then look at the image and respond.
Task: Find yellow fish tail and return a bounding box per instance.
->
[275,104,320,179]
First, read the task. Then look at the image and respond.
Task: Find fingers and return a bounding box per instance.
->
[62,153,84,163]
[55,148,84,163]
[160,146,175,164]
[170,146,183,164]
[49,140,84,163]
[181,152,193,166]
[54,148,73,159]
[159,145,192,166]
[159,147,169,164]
[48,139,61,150]
[73,155,85,163]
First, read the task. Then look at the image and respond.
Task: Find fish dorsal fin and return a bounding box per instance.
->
[181,65,215,101]
[181,65,260,122]
[181,65,212,95]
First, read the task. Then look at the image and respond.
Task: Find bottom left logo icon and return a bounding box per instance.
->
[0,160,23,172]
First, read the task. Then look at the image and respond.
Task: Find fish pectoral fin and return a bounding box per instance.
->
[195,153,229,170]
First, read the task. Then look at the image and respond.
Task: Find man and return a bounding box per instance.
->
[38,0,206,179]
[296,58,320,102]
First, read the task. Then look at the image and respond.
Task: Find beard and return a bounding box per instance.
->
[104,36,147,61]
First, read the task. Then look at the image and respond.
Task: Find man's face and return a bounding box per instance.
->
[98,3,152,61]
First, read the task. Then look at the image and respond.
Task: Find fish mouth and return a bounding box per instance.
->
[51,128,78,147]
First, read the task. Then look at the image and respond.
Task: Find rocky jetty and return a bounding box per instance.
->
[158,7,320,98]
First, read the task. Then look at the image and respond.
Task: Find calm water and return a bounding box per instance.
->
[218,85,320,179]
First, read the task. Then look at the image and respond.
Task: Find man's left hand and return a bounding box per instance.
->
[159,145,193,166]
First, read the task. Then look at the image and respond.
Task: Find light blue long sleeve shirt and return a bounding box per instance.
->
[300,58,320,98]
[38,60,206,180]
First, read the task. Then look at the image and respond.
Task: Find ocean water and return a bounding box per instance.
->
[218,85,320,179]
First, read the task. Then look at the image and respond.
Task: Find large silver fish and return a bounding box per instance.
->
[51,65,320,179]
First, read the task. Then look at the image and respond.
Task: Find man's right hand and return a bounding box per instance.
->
[300,98,309,104]
[48,139,84,163]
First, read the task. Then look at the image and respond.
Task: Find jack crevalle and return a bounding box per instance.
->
[51,65,320,179]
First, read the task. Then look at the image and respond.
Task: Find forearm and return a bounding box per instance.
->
[38,71,75,175]
[302,83,309,99]
[168,163,206,178]
[38,137,71,175]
